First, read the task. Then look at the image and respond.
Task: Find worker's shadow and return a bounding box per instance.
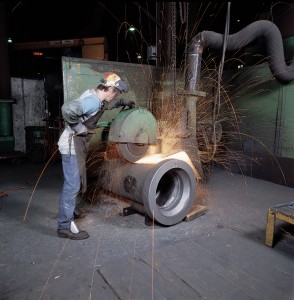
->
[119,207,164,228]
[22,212,59,237]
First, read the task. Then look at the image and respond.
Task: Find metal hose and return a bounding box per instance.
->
[186,20,294,91]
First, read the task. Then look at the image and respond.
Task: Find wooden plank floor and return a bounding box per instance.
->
[98,226,294,300]
[1,161,293,299]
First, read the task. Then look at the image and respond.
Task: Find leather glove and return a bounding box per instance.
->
[70,123,95,136]
[114,98,136,109]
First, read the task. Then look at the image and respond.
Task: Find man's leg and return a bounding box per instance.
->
[58,154,81,230]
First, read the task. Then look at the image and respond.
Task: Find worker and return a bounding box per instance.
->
[57,72,135,240]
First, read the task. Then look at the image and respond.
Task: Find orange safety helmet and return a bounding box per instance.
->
[101,72,129,93]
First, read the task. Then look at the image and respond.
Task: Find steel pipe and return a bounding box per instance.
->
[97,158,196,226]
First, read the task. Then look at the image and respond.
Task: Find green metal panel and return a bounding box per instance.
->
[0,99,15,136]
[62,56,160,106]
[226,63,294,159]
[0,136,15,152]
[283,36,294,62]
[281,83,294,157]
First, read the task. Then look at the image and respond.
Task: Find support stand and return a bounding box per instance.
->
[184,205,208,222]
[121,202,208,226]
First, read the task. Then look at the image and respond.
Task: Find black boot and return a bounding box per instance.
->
[57,221,89,240]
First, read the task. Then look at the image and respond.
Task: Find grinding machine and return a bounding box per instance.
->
[92,107,198,226]
[78,17,294,227]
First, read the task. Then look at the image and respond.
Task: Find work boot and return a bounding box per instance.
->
[57,221,89,240]
[74,207,86,219]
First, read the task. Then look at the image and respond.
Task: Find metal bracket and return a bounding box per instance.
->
[121,205,160,227]
[121,206,137,216]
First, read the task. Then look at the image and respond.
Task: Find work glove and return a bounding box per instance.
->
[70,122,96,136]
[114,98,136,109]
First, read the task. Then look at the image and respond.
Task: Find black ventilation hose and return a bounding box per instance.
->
[187,20,294,88]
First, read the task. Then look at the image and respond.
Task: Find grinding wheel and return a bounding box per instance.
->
[116,143,148,162]
[109,108,157,144]
[109,108,158,162]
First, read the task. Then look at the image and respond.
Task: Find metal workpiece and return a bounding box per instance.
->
[97,158,197,226]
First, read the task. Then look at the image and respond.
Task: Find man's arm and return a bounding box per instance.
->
[61,100,95,136]
[61,101,84,125]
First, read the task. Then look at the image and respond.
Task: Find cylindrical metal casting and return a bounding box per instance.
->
[97,158,196,226]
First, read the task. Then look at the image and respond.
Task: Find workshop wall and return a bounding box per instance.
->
[223,62,294,187]
[11,77,45,152]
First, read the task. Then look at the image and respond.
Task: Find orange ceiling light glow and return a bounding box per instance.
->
[32,51,44,56]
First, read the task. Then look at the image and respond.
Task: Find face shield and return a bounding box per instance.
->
[115,79,129,94]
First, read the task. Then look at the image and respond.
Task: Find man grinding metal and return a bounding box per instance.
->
[57,72,135,240]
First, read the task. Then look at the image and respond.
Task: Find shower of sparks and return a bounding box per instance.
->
[18,3,292,299]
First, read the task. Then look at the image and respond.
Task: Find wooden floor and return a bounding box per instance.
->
[96,221,294,300]
[0,160,293,299]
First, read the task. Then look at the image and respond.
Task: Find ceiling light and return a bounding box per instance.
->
[129,25,136,32]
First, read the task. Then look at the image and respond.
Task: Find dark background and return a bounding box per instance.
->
[6,1,158,76]
[5,1,285,78]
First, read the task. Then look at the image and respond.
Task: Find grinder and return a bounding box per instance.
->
[108,107,158,162]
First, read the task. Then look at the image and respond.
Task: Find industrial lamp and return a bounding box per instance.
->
[128,25,136,32]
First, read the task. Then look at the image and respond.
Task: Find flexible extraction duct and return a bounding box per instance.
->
[96,157,197,226]
[186,20,294,92]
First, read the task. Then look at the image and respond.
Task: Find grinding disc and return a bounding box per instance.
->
[116,142,148,162]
